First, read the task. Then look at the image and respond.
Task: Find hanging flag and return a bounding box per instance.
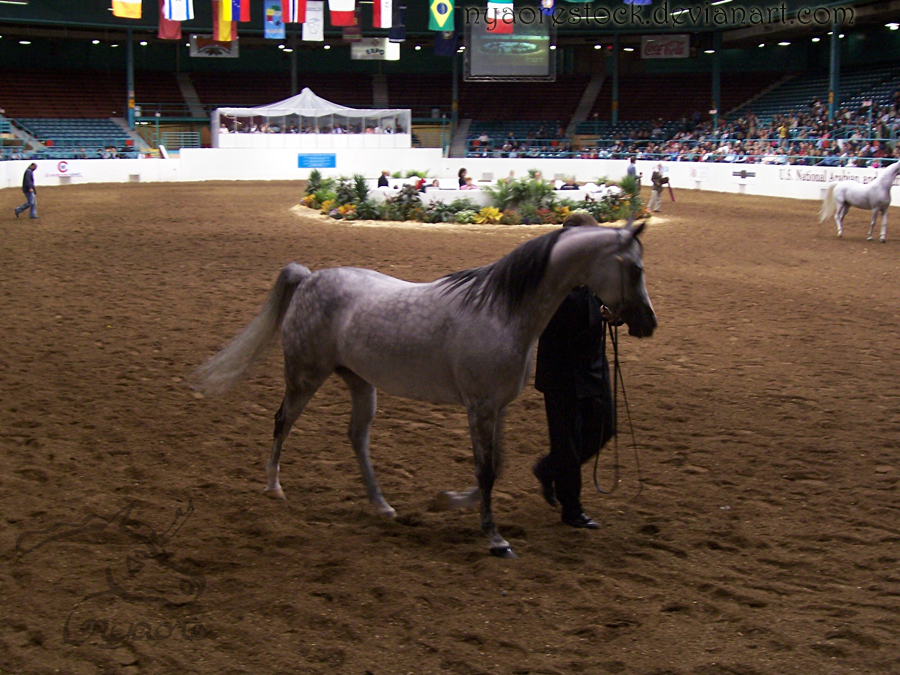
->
[486,0,513,33]
[388,4,405,41]
[213,0,237,40]
[372,0,392,28]
[540,0,554,15]
[329,0,356,26]
[163,0,195,20]
[428,0,453,31]
[282,0,307,23]
[234,0,251,20]
[342,8,361,40]
[265,0,286,38]
[159,0,183,39]
[434,30,456,56]
[112,0,142,19]
[302,0,325,41]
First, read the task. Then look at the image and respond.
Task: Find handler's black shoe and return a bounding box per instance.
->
[14,208,20,218]
[562,512,599,529]
[532,461,558,507]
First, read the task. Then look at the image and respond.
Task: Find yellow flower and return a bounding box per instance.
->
[474,206,502,224]
[320,199,336,213]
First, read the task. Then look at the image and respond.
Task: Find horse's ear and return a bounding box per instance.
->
[632,220,646,239]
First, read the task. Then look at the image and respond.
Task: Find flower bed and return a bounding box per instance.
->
[300,170,647,225]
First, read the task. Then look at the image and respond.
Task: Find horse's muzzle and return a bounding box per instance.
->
[623,304,657,338]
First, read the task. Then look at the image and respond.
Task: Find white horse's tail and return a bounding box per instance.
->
[819,183,837,223]
[193,263,311,396]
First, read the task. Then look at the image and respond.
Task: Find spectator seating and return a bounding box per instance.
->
[459,75,590,120]
[729,63,899,119]
[0,69,127,119]
[588,72,781,122]
[386,74,452,118]
[190,71,373,110]
[16,118,133,149]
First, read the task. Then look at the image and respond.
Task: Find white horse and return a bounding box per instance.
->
[819,161,900,242]
[194,222,656,558]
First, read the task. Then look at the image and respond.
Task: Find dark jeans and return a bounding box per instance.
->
[15,192,37,218]
[537,386,615,518]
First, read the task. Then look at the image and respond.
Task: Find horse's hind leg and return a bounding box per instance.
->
[338,368,395,518]
[266,377,323,500]
[835,202,848,238]
[880,207,888,243]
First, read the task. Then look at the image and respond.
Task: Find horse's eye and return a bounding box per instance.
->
[629,264,644,283]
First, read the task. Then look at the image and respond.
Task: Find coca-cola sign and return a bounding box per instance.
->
[641,34,690,59]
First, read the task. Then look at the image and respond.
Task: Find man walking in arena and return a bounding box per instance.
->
[14,162,39,220]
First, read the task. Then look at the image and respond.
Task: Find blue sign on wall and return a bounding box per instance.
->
[298,153,337,168]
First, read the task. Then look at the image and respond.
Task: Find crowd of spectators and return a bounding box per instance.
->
[219,120,405,135]
[467,92,900,167]
[466,124,574,159]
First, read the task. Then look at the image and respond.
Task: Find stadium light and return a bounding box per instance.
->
[839,33,845,38]
[140,40,148,46]
[283,48,293,52]
[323,44,331,50]
[710,0,732,4]
[278,43,285,49]
[593,44,601,49]
[111,44,119,47]
[887,23,899,30]
[811,37,820,43]
[19,40,30,44]
[704,49,715,54]
[778,41,790,46]
[623,47,634,52]
[0,1,30,5]
[549,45,556,50]
[758,43,764,48]
[414,44,421,50]
[92,39,100,45]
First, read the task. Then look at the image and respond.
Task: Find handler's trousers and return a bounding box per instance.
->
[536,385,615,519]
[648,188,662,212]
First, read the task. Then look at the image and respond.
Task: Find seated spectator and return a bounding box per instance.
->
[378,170,390,188]
[557,177,579,190]
[461,176,479,190]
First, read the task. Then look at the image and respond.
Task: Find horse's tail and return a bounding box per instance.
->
[193,263,311,396]
[819,183,837,222]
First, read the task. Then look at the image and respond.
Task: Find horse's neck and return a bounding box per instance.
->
[520,228,618,339]
[881,162,900,184]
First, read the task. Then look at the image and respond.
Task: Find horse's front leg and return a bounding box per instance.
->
[879,207,888,243]
[467,404,514,559]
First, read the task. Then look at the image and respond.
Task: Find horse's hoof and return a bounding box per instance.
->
[881,238,887,244]
[429,491,454,512]
[867,236,874,241]
[375,504,397,519]
[490,546,517,559]
[264,486,286,500]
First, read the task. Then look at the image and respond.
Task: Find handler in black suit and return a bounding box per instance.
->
[533,212,615,529]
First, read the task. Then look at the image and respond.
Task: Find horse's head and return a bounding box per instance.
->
[587,220,657,338]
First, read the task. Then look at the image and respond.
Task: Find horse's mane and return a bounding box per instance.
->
[436,228,567,315]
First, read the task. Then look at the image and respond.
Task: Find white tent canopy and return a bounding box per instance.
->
[216,87,408,119]
[212,87,412,147]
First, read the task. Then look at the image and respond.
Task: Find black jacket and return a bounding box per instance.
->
[535,286,609,398]
[22,167,36,194]
[377,175,389,187]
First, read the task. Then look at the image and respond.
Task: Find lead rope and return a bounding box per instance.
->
[591,320,644,499]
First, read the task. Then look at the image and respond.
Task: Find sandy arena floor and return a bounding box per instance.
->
[1,181,899,675]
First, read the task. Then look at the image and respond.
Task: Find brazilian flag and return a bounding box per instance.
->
[429,0,454,30]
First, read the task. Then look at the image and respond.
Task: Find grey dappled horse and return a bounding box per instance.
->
[819,161,900,243]
[195,222,657,558]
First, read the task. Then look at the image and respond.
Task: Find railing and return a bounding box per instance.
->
[161,131,201,150]
[0,146,141,160]
[466,136,573,157]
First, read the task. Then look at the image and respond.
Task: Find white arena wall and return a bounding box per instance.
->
[1,151,899,204]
